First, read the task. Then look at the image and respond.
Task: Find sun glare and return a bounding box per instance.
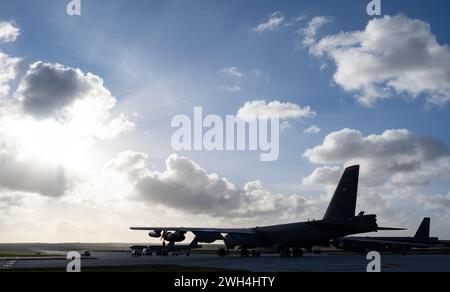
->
[10,118,93,170]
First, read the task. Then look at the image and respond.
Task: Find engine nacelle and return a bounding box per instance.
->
[164,231,186,242]
[148,230,162,238]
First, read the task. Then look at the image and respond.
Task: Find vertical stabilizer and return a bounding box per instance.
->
[414,218,431,239]
[323,165,359,221]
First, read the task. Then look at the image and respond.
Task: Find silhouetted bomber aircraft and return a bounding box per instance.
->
[131,165,402,257]
[331,217,450,255]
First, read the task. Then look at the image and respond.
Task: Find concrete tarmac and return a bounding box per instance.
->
[2,252,450,272]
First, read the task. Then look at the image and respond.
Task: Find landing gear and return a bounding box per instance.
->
[240,249,250,258]
[279,246,292,258]
[292,248,304,258]
[217,248,227,257]
[251,251,261,258]
[278,246,303,258]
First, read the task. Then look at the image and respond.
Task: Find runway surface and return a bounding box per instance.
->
[2,252,450,272]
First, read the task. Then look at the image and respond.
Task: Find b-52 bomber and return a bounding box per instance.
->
[131,165,402,257]
[332,217,450,255]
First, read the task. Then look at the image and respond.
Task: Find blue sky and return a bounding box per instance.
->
[1,0,450,242]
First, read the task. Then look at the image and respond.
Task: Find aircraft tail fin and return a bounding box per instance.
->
[323,165,359,221]
[414,218,430,239]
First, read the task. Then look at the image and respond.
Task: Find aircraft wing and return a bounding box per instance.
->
[377,227,407,231]
[130,227,256,235]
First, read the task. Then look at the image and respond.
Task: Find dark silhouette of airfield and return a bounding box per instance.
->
[2,167,450,272]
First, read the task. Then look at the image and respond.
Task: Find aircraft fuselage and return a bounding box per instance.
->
[224,215,379,250]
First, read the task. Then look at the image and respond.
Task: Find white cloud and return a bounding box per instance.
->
[218,67,244,91]
[237,100,316,121]
[0,194,23,210]
[301,165,407,224]
[284,15,306,27]
[425,192,450,210]
[302,129,450,235]
[0,22,73,197]
[219,85,242,92]
[17,62,108,117]
[106,152,310,218]
[12,61,134,139]
[300,16,333,46]
[304,128,450,187]
[104,150,149,182]
[411,191,450,237]
[219,67,243,79]
[280,121,292,132]
[356,188,408,228]
[0,22,21,98]
[252,69,270,82]
[253,12,285,33]
[0,143,68,197]
[0,22,20,43]
[218,68,270,92]
[303,125,321,134]
[302,166,341,187]
[0,51,20,98]
[0,49,133,198]
[307,15,450,106]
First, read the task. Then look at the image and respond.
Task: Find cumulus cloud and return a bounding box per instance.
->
[0,22,72,197]
[305,15,450,106]
[303,125,321,134]
[302,166,341,187]
[422,192,450,212]
[0,22,21,98]
[304,128,450,187]
[237,100,316,121]
[356,188,408,227]
[104,150,149,182]
[17,62,111,118]
[0,143,67,197]
[253,12,285,33]
[106,152,310,218]
[0,21,20,43]
[300,16,333,46]
[0,51,19,98]
[302,129,450,232]
[0,27,133,198]
[8,61,135,141]
[0,194,23,210]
